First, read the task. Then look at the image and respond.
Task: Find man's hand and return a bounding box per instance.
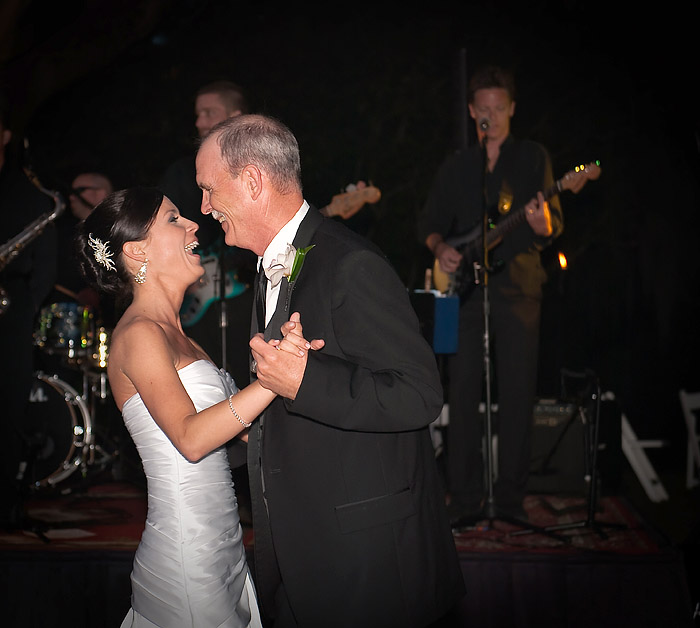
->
[525,191,553,237]
[250,312,324,400]
[434,241,462,274]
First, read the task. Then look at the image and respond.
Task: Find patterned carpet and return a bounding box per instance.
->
[451,493,664,556]
[0,481,663,560]
[0,481,693,628]
[0,482,147,551]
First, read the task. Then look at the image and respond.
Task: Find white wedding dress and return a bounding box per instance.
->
[119,360,261,628]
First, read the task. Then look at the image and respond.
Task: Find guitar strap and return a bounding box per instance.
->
[487,139,518,220]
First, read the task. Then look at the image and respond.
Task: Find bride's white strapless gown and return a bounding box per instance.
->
[119,360,262,628]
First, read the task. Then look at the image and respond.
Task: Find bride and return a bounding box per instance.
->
[75,187,318,627]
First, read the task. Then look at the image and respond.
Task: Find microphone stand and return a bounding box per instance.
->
[454,125,563,542]
[478,129,498,522]
[510,372,627,540]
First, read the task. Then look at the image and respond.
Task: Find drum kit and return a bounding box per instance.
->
[24,300,115,491]
[1,171,124,495]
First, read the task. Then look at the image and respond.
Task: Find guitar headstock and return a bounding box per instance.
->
[322,184,381,219]
[560,161,601,194]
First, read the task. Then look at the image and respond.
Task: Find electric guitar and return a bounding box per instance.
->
[432,162,601,297]
[319,183,381,218]
[180,183,382,327]
[180,252,247,327]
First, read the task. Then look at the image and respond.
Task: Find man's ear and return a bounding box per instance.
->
[1,129,11,147]
[242,164,263,201]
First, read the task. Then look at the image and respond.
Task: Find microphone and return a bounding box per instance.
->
[479,118,490,132]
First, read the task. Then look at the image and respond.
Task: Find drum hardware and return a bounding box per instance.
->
[22,322,115,491]
[90,326,110,375]
[78,325,111,400]
[22,372,94,489]
[21,369,120,492]
[34,302,95,359]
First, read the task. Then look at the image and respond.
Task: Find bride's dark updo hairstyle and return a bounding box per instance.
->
[75,187,164,307]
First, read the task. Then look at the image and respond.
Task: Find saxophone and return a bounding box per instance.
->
[0,170,66,316]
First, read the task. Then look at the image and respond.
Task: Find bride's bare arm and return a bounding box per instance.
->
[116,319,274,462]
[116,313,320,461]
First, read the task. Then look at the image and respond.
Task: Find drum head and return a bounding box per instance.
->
[22,373,92,488]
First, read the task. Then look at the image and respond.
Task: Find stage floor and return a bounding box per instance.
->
[0,476,696,627]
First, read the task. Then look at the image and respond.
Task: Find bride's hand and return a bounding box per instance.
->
[271,311,325,356]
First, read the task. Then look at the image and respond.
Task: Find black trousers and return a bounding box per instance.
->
[447,293,541,512]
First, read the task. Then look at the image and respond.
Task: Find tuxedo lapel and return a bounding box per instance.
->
[292,204,323,250]
[264,207,323,341]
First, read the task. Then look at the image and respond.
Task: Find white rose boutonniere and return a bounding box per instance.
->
[265,243,315,287]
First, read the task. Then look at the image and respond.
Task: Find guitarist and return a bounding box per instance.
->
[417,65,563,526]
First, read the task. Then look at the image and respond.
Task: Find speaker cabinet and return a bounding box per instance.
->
[528,399,587,494]
[528,397,622,495]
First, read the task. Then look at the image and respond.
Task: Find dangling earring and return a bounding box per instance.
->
[134,258,148,284]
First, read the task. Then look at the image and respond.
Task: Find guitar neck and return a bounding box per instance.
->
[321,185,381,219]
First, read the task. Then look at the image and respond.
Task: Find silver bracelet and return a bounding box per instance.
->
[228,394,252,428]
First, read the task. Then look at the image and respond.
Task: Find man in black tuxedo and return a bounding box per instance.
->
[196,114,465,627]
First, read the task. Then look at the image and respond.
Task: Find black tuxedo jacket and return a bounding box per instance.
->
[247,207,465,627]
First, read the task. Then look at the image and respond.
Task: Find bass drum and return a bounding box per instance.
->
[23,372,93,489]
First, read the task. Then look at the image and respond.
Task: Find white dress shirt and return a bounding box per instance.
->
[259,200,309,326]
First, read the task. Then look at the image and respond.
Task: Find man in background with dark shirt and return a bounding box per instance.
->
[160,80,255,389]
[48,171,113,310]
[160,80,250,250]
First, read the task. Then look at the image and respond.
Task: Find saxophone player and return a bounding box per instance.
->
[0,92,57,526]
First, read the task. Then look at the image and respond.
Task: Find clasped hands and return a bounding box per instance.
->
[250,312,324,400]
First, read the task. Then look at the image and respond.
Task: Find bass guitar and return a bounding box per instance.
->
[433,161,601,297]
[319,183,381,219]
[180,252,248,327]
[180,183,381,327]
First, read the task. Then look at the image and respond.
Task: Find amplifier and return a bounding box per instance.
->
[528,398,587,494]
[528,397,622,495]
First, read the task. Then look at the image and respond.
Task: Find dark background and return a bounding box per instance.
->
[2,1,699,449]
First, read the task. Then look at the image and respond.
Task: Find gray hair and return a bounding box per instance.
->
[210,114,302,195]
